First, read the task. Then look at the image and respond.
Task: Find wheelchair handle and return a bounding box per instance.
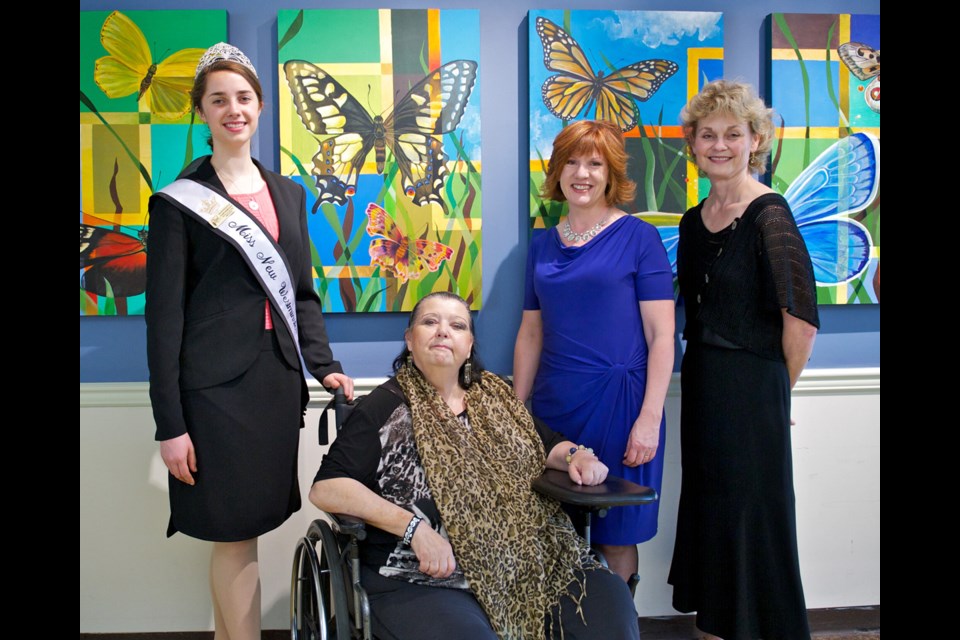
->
[333,386,350,433]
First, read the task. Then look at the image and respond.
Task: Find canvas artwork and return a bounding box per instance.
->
[278,9,481,312]
[768,13,880,304]
[79,10,226,316]
[528,9,724,274]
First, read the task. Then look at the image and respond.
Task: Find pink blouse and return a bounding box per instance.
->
[230,183,279,330]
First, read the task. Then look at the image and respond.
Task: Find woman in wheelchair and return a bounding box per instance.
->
[311,292,640,640]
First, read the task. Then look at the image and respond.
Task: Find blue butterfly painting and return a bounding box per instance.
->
[648,132,879,286]
[782,132,878,284]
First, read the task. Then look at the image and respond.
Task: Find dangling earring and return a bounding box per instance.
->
[461,359,473,387]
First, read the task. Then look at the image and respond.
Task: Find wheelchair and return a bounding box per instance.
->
[291,388,658,640]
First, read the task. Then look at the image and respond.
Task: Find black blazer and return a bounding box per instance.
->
[146,156,342,441]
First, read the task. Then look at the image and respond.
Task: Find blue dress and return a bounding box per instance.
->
[524,216,674,544]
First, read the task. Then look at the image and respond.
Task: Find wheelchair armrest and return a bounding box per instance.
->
[326,513,368,541]
[533,469,658,513]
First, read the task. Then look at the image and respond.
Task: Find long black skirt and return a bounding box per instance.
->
[669,341,810,639]
[168,330,302,542]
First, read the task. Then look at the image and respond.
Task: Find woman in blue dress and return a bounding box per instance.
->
[514,120,675,582]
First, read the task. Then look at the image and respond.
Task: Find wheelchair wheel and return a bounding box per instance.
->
[291,519,352,640]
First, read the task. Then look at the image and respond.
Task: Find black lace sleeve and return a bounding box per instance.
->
[756,202,820,329]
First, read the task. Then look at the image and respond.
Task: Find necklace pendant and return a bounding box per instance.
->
[562,217,608,243]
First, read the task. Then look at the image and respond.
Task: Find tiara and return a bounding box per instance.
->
[195,42,258,79]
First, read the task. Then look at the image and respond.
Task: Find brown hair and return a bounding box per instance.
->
[540,120,636,206]
[681,80,774,174]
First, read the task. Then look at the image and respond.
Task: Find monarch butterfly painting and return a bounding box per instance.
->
[93,10,205,120]
[535,16,678,132]
[529,10,724,235]
[284,59,478,209]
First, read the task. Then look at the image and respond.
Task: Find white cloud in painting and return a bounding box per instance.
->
[598,12,722,48]
[457,108,481,162]
[530,112,561,159]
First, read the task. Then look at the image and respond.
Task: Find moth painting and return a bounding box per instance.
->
[768,13,880,304]
[279,9,481,313]
[528,10,724,263]
[80,10,226,316]
[838,42,879,114]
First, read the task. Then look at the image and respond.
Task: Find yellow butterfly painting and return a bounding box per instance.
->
[94,10,205,121]
[536,17,678,132]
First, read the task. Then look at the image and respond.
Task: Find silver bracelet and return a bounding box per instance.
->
[402,515,423,546]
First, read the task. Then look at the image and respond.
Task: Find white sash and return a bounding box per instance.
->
[157,179,306,372]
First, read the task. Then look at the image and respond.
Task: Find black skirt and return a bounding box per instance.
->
[168,330,302,542]
[669,341,810,639]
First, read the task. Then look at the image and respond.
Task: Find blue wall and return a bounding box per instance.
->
[79,0,880,382]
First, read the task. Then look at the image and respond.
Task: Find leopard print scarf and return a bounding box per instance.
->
[397,365,596,639]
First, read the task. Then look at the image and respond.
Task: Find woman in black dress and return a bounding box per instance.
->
[668,80,819,639]
[146,43,352,639]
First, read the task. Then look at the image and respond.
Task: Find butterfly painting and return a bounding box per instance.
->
[365,203,453,284]
[80,218,148,297]
[768,14,879,303]
[783,132,878,284]
[838,42,880,114]
[284,59,478,209]
[93,10,205,121]
[535,17,678,132]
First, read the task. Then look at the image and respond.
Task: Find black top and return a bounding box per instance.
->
[315,378,565,588]
[146,156,342,440]
[677,193,820,361]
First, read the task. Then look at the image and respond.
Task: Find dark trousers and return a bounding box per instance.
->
[362,564,640,640]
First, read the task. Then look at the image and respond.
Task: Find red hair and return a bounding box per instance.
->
[540,120,635,206]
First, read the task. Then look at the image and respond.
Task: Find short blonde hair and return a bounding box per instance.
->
[540,120,636,206]
[681,80,775,174]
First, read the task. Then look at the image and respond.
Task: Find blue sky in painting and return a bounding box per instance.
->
[772,60,842,128]
[439,10,481,161]
[850,14,879,48]
[529,9,724,157]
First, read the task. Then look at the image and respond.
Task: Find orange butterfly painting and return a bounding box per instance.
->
[365,203,453,284]
[535,16,678,132]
